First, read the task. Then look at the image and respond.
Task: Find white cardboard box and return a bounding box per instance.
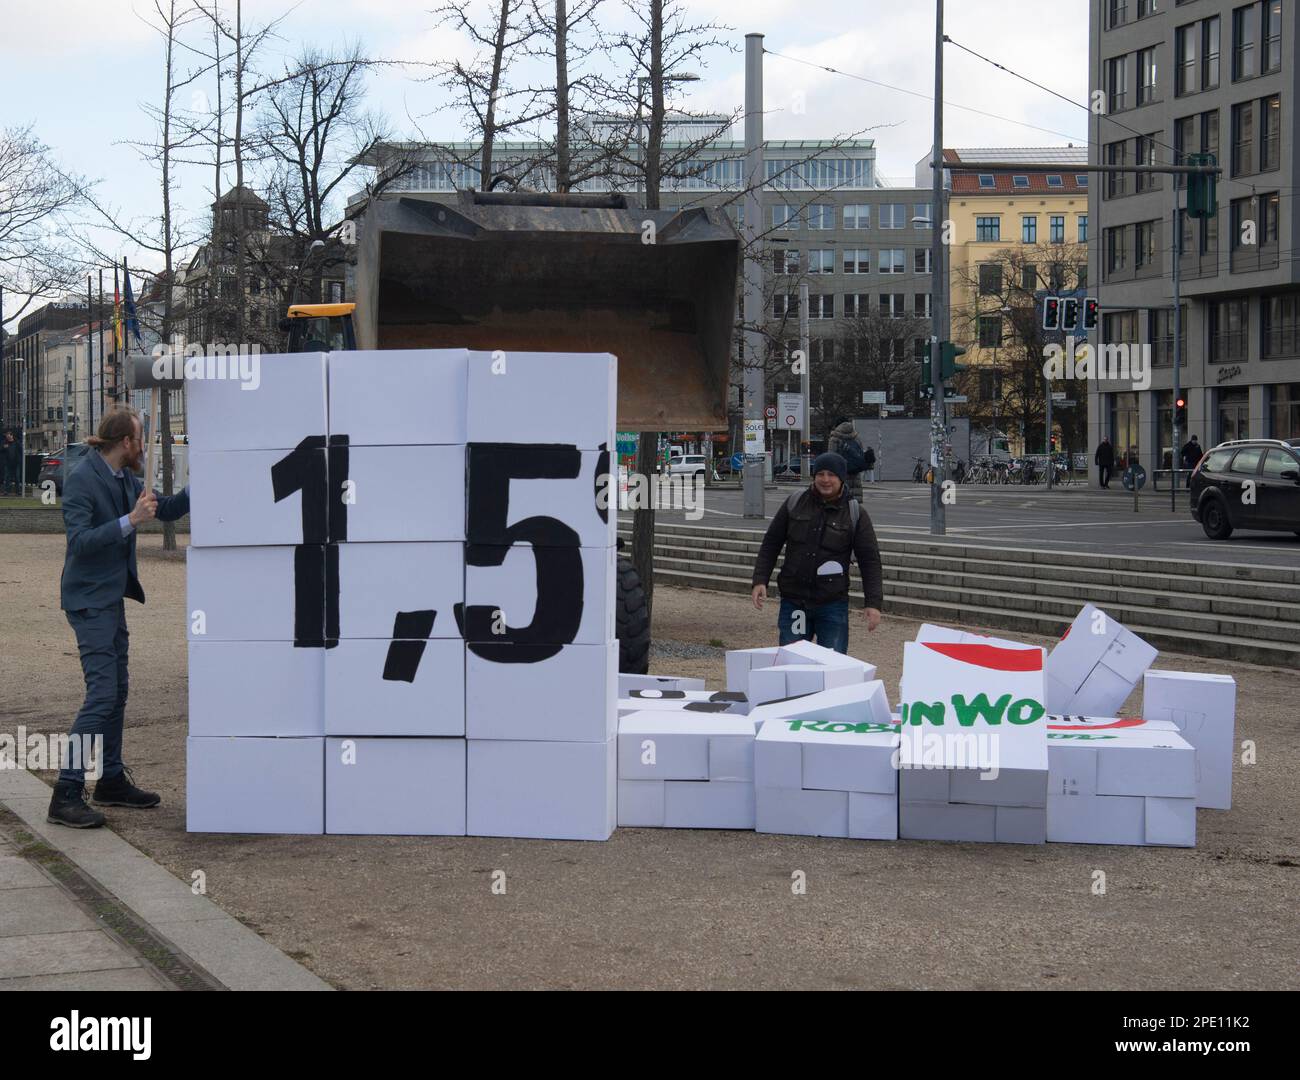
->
[467,351,616,450]
[186,546,299,641]
[465,639,616,742]
[335,542,464,639]
[617,779,756,829]
[187,736,323,834]
[1142,669,1236,810]
[747,663,865,708]
[188,641,323,737]
[467,737,616,841]
[465,446,614,549]
[775,640,877,679]
[725,647,780,695]
[186,352,327,452]
[1046,793,1195,847]
[328,349,468,446]
[324,639,464,736]
[617,712,756,782]
[617,674,707,696]
[1047,724,1196,799]
[191,447,327,547]
[755,787,850,838]
[325,737,466,835]
[464,543,614,646]
[342,445,466,543]
[1045,603,1157,716]
[617,690,748,716]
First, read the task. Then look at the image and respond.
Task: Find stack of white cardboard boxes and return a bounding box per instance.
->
[186,348,618,840]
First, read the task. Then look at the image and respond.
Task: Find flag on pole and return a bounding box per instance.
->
[122,259,143,349]
[113,264,123,352]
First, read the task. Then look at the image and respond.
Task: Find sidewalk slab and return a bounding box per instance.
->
[0,768,331,991]
[0,967,169,991]
[0,930,139,980]
[0,885,98,937]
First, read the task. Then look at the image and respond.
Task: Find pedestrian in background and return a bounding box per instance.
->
[751,451,883,653]
[1180,434,1203,471]
[1095,436,1115,489]
[828,417,867,500]
[2,430,20,495]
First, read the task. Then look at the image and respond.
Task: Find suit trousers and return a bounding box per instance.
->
[59,602,129,784]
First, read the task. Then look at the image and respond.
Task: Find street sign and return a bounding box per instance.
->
[945,395,968,403]
[883,404,906,413]
[1055,399,1077,407]
[615,430,639,457]
[1122,464,1147,491]
[764,405,776,419]
[778,392,803,429]
[1051,391,1067,401]
[767,417,776,430]
[861,391,887,404]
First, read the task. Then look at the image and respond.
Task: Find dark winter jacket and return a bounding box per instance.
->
[752,486,884,609]
[1095,441,1115,468]
[1180,440,1203,468]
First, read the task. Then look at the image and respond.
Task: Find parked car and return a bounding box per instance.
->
[667,453,708,480]
[1189,438,1300,540]
[38,443,92,495]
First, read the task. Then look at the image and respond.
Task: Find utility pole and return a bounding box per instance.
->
[742,32,765,518]
[928,0,946,534]
[799,280,810,481]
[1171,182,1182,512]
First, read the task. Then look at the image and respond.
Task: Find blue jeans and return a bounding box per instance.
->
[59,603,129,784]
[778,598,849,654]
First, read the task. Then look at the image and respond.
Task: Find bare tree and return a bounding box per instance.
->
[432,0,549,190]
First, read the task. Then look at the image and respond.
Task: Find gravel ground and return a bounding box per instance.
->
[1,532,1296,990]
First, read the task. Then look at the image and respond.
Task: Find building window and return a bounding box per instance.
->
[914,248,932,274]
[1135,220,1157,270]
[840,248,867,274]
[1012,175,1030,188]
[1263,294,1300,358]
[772,205,799,230]
[772,294,798,318]
[1261,94,1281,171]
[880,204,906,229]
[1046,174,1064,187]
[979,263,1003,296]
[915,293,931,318]
[773,249,800,275]
[1203,15,1222,89]
[913,203,931,228]
[881,249,906,274]
[1021,265,1038,291]
[1110,389,1141,468]
[1106,225,1129,274]
[1138,46,1159,105]
[1078,214,1089,243]
[1136,133,1161,192]
[843,204,870,229]
[1174,114,1194,187]
[1107,54,1130,112]
[1261,191,1280,247]
[1262,0,1282,72]
[975,216,1000,242]
[978,315,1003,348]
[1219,387,1251,441]
[1109,0,1129,29]
[843,294,871,318]
[1176,22,1198,94]
[1233,2,1258,80]
[807,294,834,319]
[1270,382,1300,437]
[1050,215,1066,243]
[881,294,907,318]
[1106,139,1129,197]
[1022,215,1038,243]
[1150,305,1188,366]
[1076,174,1089,187]
[1232,100,1255,174]
[1078,263,1089,290]
[806,204,834,230]
[1210,298,1249,361]
[977,175,996,189]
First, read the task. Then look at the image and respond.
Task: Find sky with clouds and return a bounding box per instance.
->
[2,0,1090,315]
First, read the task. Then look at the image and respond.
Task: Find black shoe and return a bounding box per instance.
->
[93,768,161,809]
[47,780,107,829]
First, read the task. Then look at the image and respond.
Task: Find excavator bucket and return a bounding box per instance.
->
[351,191,741,430]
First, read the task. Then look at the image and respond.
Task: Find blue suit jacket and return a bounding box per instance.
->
[61,450,190,610]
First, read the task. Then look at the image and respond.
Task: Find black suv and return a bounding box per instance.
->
[1190,438,1300,540]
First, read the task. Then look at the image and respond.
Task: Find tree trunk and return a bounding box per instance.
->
[233,0,246,344]
[480,0,510,190]
[554,0,570,191]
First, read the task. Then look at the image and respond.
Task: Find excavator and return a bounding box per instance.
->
[283,188,741,673]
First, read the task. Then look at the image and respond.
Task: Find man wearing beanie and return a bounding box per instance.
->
[750,451,883,652]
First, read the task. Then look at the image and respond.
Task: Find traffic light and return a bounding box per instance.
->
[1188,153,1218,220]
[919,342,934,398]
[1062,296,1080,331]
[1043,296,1060,330]
[1083,297,1099,331]
[1175,395,1187,427]
[940,341,967,381]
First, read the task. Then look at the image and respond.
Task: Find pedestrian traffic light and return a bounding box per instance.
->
[1043,296,1060,330]
[1062,296,1080,331]
[1175,396,1187,427]
[940,341,967,381]
[1083,297,1099,331]
[1188,153,1218,220]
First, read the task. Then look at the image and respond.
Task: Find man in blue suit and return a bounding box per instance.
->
[50,406,190,828]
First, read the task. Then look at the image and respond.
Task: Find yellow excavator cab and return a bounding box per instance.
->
[283,303,357,352]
